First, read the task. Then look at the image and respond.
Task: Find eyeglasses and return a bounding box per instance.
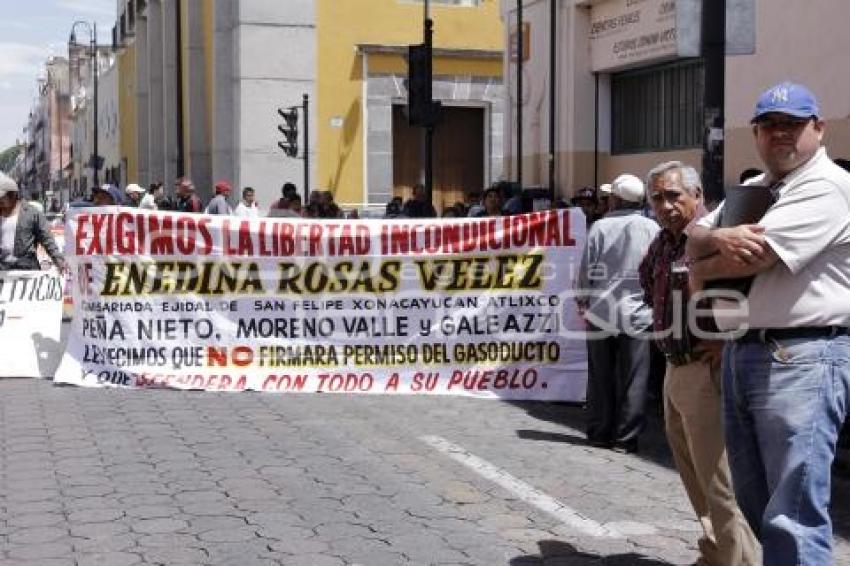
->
[755,116,813,131]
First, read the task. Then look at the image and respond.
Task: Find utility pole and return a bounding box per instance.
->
[516,0,523,189]
[423,9,434,207]
[92,21,99,188]
[701,0,725,202]
[303,93,310,203]
[548,0,556,202]
[406,1,439,208]
[57,77,63,203]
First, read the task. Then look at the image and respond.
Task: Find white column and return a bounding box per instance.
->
[161,0,179,185]
[212,0,238,196]
[185,0,212,193]
[136,9,150,185]
[147,0,165,184]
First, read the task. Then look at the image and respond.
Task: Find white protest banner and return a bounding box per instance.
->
[55,208,588,399]
[0,270,65,377]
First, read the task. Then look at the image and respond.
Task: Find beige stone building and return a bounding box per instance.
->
[500,0,850,199]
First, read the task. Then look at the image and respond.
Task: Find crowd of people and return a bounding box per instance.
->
[3,80,849,565]
[61,177,350,220]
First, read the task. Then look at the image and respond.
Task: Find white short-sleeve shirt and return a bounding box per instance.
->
[698,148,850,330]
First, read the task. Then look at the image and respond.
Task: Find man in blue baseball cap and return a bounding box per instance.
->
[687,81,850,565]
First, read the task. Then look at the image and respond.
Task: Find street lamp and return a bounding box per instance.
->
[68,20,99,188]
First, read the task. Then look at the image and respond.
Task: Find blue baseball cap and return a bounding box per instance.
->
[752,82,820,123]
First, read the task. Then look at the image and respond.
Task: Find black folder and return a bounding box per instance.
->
[717,184,776,228]
[704,184,776,295]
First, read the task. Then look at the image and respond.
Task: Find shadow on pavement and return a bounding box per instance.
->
[509,401,850,548]
[31,331,61,379]
[516,429,588,447]
[507,400,675,470]
[832,475,850,544]
[509,539,673,565]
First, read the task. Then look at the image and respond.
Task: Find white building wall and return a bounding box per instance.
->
[502,0,599,195]
[724,0,850,183]
[234,0,317,211]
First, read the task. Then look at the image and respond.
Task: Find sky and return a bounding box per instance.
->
[0,0,116,150]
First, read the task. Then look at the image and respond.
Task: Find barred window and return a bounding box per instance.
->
[611,60,704,154]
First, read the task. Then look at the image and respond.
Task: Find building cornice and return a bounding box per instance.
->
[356,43,502,59]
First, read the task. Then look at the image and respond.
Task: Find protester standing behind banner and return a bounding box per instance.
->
[140,183,163,210]
[0,173,64,271]
[234,187,260,218]
[205,180,234,215]
[687,81,850,566]
[402,184,437,218]
[174,177,203,213]
[639,161,759,565]
[125,184,146,207]
[575,174,658,453]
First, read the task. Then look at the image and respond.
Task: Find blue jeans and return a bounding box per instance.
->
[722,334,850,565]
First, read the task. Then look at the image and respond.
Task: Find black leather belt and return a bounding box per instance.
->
[736,326,850,343]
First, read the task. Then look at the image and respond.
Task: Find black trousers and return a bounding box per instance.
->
[585,328,651,445]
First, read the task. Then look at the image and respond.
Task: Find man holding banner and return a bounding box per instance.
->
[0,173,64,271]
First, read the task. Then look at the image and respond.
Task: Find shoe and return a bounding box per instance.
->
[586,437,614,449]
[613,440,639,454]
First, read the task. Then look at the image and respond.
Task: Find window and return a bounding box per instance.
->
[611,60,704,154]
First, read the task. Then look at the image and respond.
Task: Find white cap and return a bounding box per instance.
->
[126,183,145,194]
[598,183,612,195]
[0,172,19,198]
[611,174,644,203]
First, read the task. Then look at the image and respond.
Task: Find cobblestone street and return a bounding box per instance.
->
[0,380,848,565]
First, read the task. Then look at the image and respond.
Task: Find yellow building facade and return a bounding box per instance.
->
[316,0,505,210]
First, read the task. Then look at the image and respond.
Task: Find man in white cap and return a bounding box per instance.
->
[0,173,64,271]
[575,173,659,453]
[125,183,146,207]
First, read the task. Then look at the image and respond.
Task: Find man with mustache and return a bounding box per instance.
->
[640,161,758,565]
